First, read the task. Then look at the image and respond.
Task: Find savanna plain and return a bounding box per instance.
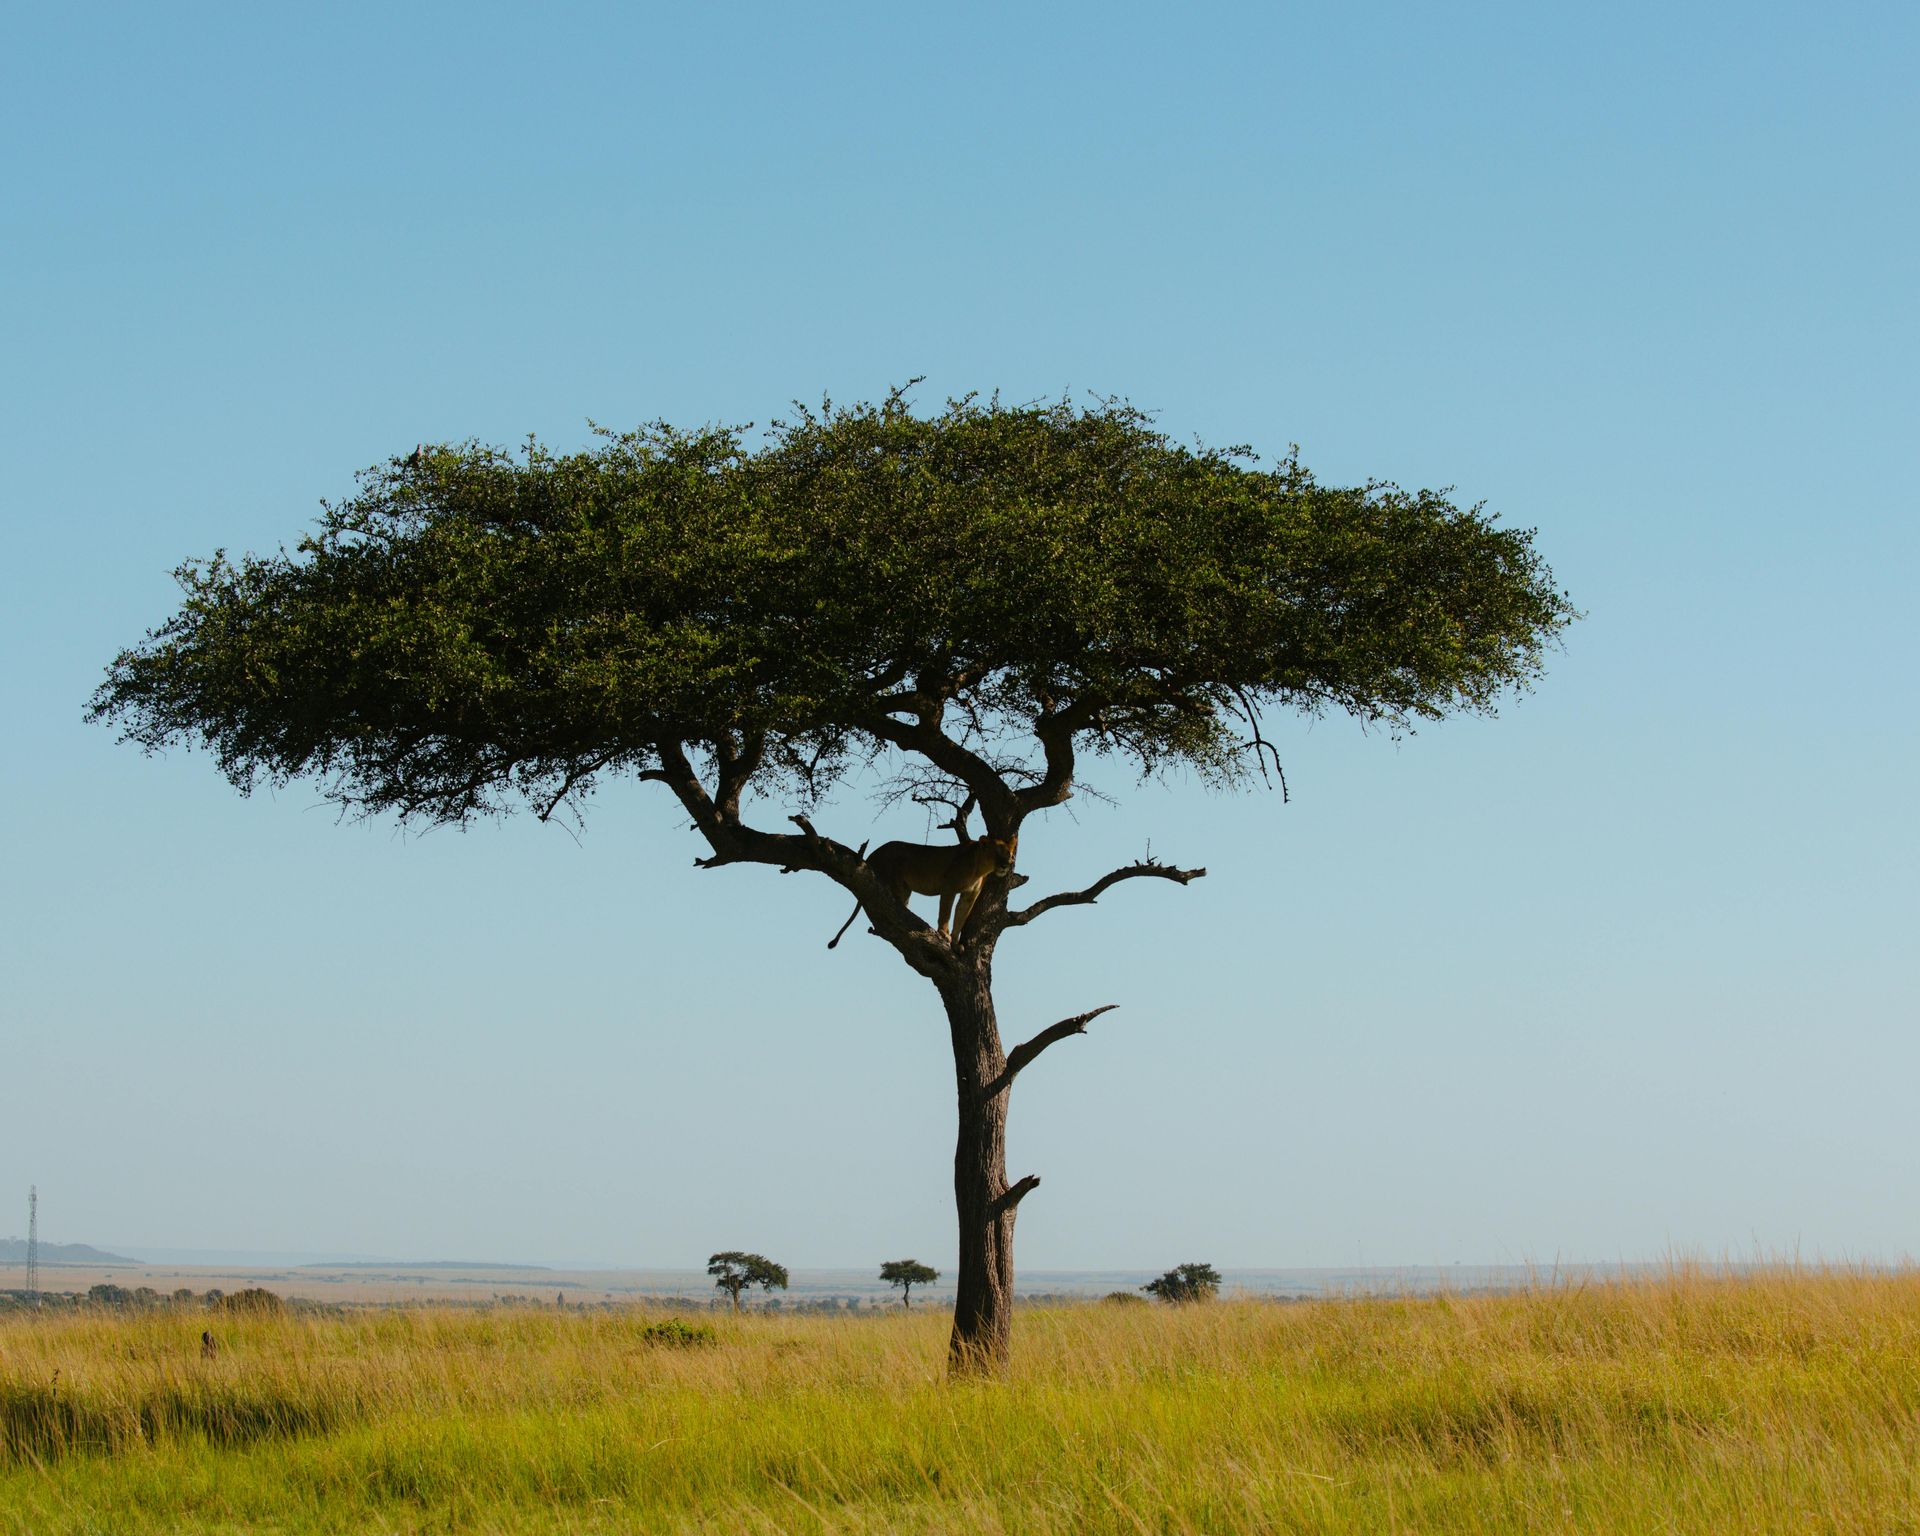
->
[4,1268,1918,1534]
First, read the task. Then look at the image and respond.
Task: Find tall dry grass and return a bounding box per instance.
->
[3,1266,1918,1533]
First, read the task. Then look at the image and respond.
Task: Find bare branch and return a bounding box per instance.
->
[533,752,619,823]
[1004,859,1207,928]
[911,787,976,841]
[991,1175,1041,1218]
[984,1004,1118,1098]
[1229,684,1288,803]
[863,712,1019,830]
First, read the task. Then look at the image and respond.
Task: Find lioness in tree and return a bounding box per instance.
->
[829,835,1018,949]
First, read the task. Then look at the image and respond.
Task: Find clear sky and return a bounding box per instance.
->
[3,2,1914,1272]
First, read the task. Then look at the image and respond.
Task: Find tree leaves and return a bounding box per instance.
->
[90,393,1574,828]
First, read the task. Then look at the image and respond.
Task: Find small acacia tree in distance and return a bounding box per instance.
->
[880,1259,940,1308]
[90,389,1573,1373]
[1144,1263,1222,1304]
[708,1252,788,1312]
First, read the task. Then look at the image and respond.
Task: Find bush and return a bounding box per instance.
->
[218,1288,285,1315]
[637,1319,715,1348]
[1103,1291,1148,1306]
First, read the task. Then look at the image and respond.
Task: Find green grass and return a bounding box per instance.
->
[4,1268,1919,1532]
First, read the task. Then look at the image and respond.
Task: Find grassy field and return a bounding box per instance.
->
[3,1268,1918,1533]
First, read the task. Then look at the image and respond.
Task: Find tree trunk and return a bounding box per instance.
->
[944,958,1022,1375]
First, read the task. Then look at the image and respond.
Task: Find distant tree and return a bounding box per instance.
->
[708,1252,789,1312]
[880,1259,940,1308]
[1144,1263,1221,1304]
[90,391,1573,1372]
[1102,1291,1148,1306]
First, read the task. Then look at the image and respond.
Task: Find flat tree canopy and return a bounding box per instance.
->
[881,1259,941,1307]
[92,393,1570,830]
[1145,1262,1223,1304]
[92,389,1573,1370]
[708,1252,788,1310]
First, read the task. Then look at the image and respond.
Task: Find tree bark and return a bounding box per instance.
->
[943,957,1026,1375]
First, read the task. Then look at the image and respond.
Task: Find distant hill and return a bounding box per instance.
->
[0,1238,137,1266]
[299,1260,553,1272]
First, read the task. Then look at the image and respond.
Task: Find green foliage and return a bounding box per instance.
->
[218,1288,286,1315]
[1103,1290,1149,1306]
[78,1285,172,1311]
[89,392,1574,828]
[1145,1263,1222,1304]
[878,1260,939,1305]
[635,1318,715,1348]
[706,1253,788,1306]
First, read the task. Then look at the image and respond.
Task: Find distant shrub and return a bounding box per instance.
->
[1103,1291,1148,1306]
[83,1284,171,1310]
[218,1288,285,1315]
[638,1319,715,1348]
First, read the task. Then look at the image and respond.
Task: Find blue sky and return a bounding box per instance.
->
[3,2,1914,1270]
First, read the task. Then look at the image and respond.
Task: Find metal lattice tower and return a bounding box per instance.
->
[25,1186,38,1302]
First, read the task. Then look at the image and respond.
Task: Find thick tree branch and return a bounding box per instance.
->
[862,658,913,693]
[1003,860,1207,928]
[712,730,766,822]
[653,741,954,975]
[991,1175,1041,1219]
[862,712,1020,831]
[983,1005,1118,1099]
[1016,699,1097,815]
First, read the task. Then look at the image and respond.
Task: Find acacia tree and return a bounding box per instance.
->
[707,1252,788,1312]
[89,391,1572,1373]
[880,1259,940,1308]
[1144,1263,1222,1304]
